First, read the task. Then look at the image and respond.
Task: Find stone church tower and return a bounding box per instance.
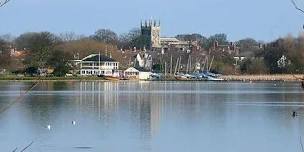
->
[141,20,161,49]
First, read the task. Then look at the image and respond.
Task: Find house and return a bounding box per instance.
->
[80,54,119,76]
[124,67,151,80]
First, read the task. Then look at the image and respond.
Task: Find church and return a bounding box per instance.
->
[140,20,190,51]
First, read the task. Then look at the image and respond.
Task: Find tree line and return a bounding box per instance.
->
[0,28,304,76]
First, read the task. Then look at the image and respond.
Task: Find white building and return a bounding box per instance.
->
[124,67,151,80]
[80,54,119,76]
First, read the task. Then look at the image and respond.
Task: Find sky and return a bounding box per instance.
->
[0,0,304,42]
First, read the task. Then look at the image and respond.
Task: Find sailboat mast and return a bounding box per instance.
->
[209,56,214,71]
[189,55,192,73]
[99,52,101,72]
[164,62,167,77]
[206,57,209,72]
[178,56,181,73]
[174,57,179,75]
[170,55,173,75]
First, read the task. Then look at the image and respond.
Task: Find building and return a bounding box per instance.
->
[124,67,151,80]
[160,37,189,51]
[80,54,119,76]
[141,20,161,49]
[140,20,194,51]
[212,41,240,55]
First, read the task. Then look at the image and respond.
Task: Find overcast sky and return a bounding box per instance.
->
[0,0,304,41]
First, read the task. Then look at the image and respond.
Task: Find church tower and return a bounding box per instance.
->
[141,20,161,49]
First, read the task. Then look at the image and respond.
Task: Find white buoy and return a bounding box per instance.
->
[47,125,51,130]
[72,121,76,125]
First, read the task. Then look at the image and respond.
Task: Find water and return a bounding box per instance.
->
[0,81,304,152]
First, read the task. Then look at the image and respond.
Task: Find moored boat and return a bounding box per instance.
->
[98,74,120,81]
[103,76,120,81]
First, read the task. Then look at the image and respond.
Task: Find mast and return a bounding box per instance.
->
[174,57,179,75]
[206,56,209,72]
[178,56,181,73]
[164,62,167,77]
[99,52,101,74]
[186,55,191,74]
[178,56,182,73]
[201,57,206,71]
[170,54,173,75]
[208,56,214,71]
[189,55,192,73]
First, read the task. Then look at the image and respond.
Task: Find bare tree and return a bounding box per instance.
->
[291,0,304,14]
[0,0,10,7]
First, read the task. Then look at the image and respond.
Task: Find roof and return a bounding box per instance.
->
[160,37,180,42]
[82,54,116,62]
[125,67,150,72]
[125,67,139,72]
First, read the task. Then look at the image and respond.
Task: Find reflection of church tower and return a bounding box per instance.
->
[141,20,161,49]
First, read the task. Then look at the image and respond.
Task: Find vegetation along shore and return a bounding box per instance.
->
[1,74,303,82]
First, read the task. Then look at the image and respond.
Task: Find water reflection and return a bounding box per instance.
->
[78,81,163,139]
[0,81,304,152]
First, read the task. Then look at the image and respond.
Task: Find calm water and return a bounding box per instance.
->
[0,81,304,152]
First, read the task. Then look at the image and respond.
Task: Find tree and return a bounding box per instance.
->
[240,58,268,74]
[237,38,261,57]
[262,39,287,73]
[0,0,10,7]
[56,38,117,59]
[0,38,11,68]
[15,32,61,68]
[58,32,84,42]
[204,33,229,49]
[176,33,203,42]
[47,50,72,77]
[209,34,228,45]
[92,29,118,45]
[291,0,304,14]
[118,28,149,50]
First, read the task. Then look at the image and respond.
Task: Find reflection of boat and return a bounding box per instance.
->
[302,81,304,89]
[99,75,120,81]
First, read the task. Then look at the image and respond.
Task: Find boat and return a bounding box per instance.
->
[98,75,121,81]
[174,73,189,81]
[206,75,224,81]
[150,73,162,80]
[174,73,197,81]
[101,75,120,81]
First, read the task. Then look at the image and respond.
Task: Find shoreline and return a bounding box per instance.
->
[0,74,303,82]
[0,77,107,82]
[220,74,304,82]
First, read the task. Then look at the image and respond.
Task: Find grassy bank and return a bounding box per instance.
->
[221,74,304,81]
